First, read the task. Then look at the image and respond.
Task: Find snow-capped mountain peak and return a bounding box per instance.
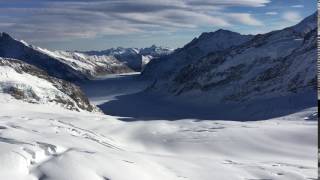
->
[185,28,252,52]
[142,28,253,79]
[0,32,11,39]
[290,11,317,35]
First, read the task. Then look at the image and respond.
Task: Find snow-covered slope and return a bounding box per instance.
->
[142,29,253,79]
[50,50,134,78]
[0,32,172,79]
[84,47,143,72]
[167,12,317,103]
[0,33,135,81]
[139,44,173,57]
[0,33,86,81]
[144,12,317,105]
[84,45,173,72]
[0,58,100,112]
[0,93,317,180]
[0,51,317,180]
[140,45,173,69]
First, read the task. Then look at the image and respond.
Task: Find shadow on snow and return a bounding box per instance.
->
[98,90,317,121]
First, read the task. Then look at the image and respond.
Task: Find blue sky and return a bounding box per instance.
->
[0,0,317,50]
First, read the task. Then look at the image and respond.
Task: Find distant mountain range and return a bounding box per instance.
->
[142,12,317,105]
[82,45,173,71]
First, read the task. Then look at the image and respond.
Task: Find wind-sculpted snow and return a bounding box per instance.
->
[0,58,100,112]
[0,96,317,180]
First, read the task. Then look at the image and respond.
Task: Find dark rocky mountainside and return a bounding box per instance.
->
[142,29,253,79]
[143,12,317,105]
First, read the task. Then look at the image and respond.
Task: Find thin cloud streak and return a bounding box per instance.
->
[265,11,278,15]
[291,5,304,8]
[282,11,302,23]
[228,13,264,26]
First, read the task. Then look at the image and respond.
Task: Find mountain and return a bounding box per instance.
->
[0,57,100,112]
[0,33,135,81]
[140,45,173,69]
[83,45,173,71]
[0,33,172,81]
[84,47,142,71]
[0,33,88,81]
[49,50,134,77]
[143,12,317,105]
[142,29,253,79]
[139,45,173,57]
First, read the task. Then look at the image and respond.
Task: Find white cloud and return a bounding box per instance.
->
[291,5,304,8]
[282,11,302,23]
[265,11,278,15]
[228,13,263,26]
[185,0,270,7]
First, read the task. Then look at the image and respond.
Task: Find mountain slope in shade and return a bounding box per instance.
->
[0,33,86,81]
[168,13,317,102]
[142,29,253,79]
[139,45,173,57]
[0,58,100,112]
[145,12,317,105]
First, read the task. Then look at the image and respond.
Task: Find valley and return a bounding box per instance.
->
[0,74,317,180]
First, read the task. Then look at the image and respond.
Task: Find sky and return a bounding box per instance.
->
[0,0,317,51]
